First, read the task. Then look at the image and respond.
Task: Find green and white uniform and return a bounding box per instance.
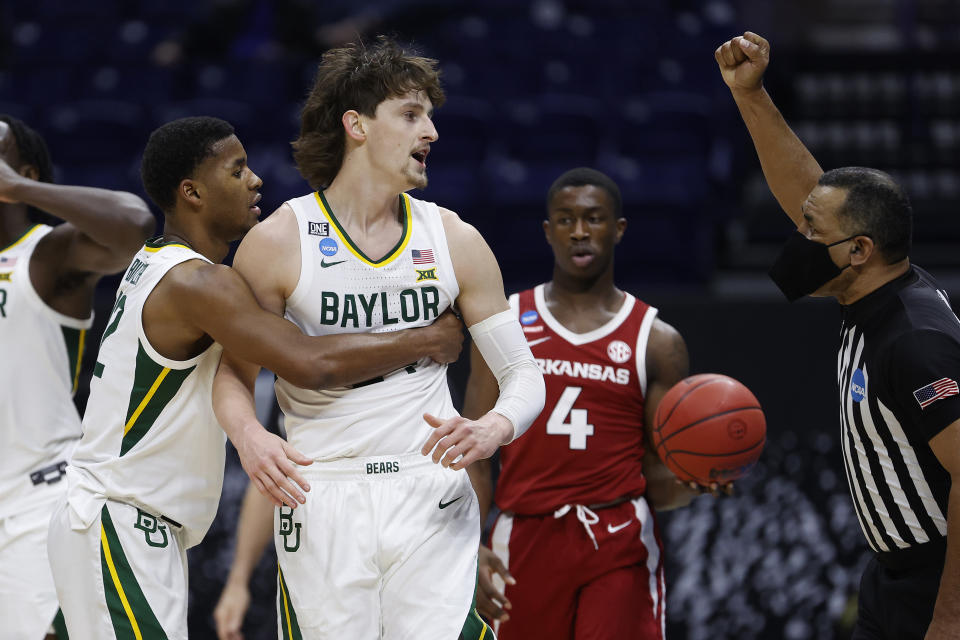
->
[0,223,89,639]
[48,239,224,639]
[273,192,492,640]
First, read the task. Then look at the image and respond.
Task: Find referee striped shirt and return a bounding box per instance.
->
[837,266,960,558]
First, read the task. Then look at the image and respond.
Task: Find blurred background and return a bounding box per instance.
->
[3,0,957,638]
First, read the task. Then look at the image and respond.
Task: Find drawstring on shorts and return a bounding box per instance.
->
[554,503,600,550]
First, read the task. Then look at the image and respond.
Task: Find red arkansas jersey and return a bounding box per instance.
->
[495,284,658,515]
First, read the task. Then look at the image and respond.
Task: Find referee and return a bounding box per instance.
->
[716,32,960,639]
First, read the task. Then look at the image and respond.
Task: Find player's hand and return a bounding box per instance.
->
[684,480,735,497]
[476,545,514,623]
[213,579,250,640]
[236,425,312,509]
[715,31,770,92]
[420,412,513,470]
[423,310,464,364]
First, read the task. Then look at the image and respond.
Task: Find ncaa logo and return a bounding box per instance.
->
[520,310,539,325]
[851,368,866,402]
[607,340,632,364]
[319,237,339,257]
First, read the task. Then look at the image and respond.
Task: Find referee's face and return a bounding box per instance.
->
[800,185,858,297]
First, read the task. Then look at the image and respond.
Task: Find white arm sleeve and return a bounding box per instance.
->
[468,309,546,443]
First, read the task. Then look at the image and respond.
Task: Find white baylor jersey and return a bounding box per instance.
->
[0,224,91,518]
[65,240,224,548]
[276,191,460,460]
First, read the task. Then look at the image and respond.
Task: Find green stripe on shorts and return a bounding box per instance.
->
[277,565,303,640]
[460,608,494,640]
[460,563,495,640]
[100,506,168,639]
[52,607,69,639]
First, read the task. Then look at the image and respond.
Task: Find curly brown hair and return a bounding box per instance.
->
[293,36,445,190]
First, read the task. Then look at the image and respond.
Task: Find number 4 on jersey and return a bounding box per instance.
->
[546,386,594,450]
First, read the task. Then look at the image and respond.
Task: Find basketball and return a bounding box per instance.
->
[652,373,766,485]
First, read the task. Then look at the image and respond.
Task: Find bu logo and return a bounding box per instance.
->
[134,509,168,548]
[278,506,301,552]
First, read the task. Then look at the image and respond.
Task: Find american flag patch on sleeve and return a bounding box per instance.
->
[913,377,960,409]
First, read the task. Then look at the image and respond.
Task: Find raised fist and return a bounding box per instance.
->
[715,31,770,92]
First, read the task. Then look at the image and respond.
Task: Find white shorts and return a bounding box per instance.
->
[47,497,190,639]
[274,453,493,640]
[0,484,65,640]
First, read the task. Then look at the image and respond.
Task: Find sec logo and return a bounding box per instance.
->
[607,340,632,364]
[520,310,539,325]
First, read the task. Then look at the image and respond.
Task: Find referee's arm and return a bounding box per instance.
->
[928,422,960,637]
[889,330,960,637]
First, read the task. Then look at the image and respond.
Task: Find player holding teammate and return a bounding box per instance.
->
[0,115,154,639]
[46,116,465,638]
[212,37,545,638]
[467,168,704,639]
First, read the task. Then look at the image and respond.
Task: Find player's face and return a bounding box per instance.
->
[363,90,438,190]
[543,185,625,278]
[799,185,858,297]
[193,135,263,240]
[0,121,25,173]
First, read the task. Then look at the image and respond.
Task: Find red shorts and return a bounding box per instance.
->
[489,496,665,640]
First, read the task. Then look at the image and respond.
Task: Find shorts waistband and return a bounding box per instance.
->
[876,537,946,570]
[303,453,445,481]
[505,493,645,518]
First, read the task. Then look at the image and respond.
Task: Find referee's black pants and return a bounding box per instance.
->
[851,555,942,639]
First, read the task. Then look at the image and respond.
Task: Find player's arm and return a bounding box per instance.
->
[641,319,703,510]
[463,339,501,524]
[927,419,960,639]
[0,149,154,279]
[715,31,823,225]
[208,205,463,506]
[214,483,275,640]
[421,209,546,470]
[464,339,516,623]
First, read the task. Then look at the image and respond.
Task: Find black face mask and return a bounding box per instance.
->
[768,231,858,302]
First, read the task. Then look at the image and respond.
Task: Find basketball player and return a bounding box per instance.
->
[212,37,545,639]
[716,31,960,639]
[45,116,466,638]
[0,115,154,639]
[464,167,704,639]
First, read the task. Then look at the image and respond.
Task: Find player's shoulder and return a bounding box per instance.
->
[646,316,688,370]
[509,285,539,308]
[241,203,297,249]
[437,205,469,231]
[160,258,235,295]
[437,206,486,251]
[649,317,683,344]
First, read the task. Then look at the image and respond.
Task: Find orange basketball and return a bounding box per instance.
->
[651,373,766,485]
